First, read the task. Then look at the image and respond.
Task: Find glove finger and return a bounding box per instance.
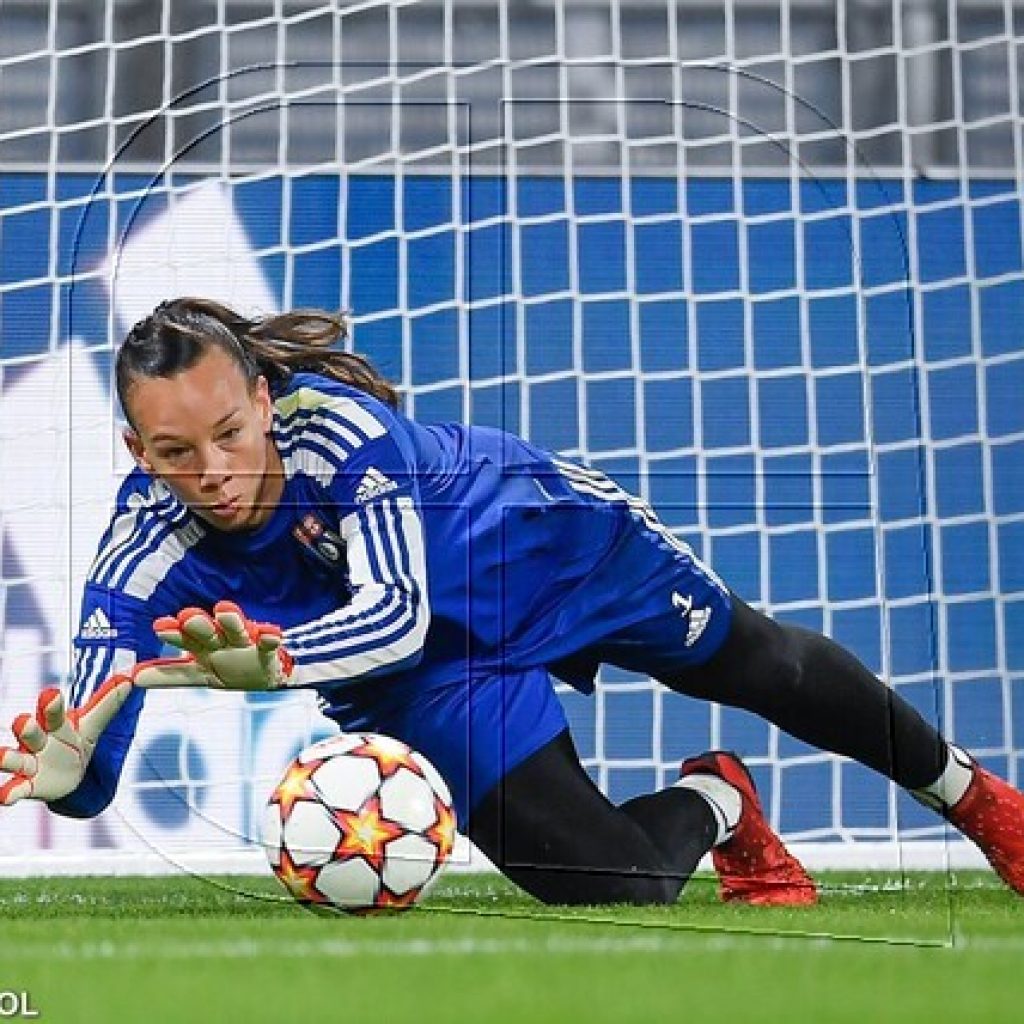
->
[214,605,251,649]
[36,687,65,733]
[179,608,223,652]
[0,747,33,775]
[75,674,133,744]
[12,714,46,754]
[0,775,32,806]
[153,615,186,650]
[255,624,282,654]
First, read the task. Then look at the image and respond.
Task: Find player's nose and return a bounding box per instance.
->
[197,445,232,489]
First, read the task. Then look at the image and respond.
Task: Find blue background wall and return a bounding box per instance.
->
[2,172,1022,841]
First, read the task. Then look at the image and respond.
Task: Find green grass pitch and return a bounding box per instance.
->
[2,871,1022,1023]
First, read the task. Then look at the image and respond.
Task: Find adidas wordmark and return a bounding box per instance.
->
[355,467,398,504]
[79,607,118,641]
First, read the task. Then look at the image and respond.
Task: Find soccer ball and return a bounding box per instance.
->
[261,732,457,913]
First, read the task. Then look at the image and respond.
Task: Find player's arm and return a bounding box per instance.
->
[280,480,429,688]
[272,424,430,687]
[0,678,134,812]
[135,431,429,692]
[0,584,154,817]
[1,596,288,812]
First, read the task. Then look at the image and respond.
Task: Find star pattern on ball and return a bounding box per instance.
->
[349,738,421,781]
[271,758,324,818]
[374,887,421,911]
[332,795,405,869]
[275,848,328,905]
[268,740,457,915]
[427,797,457,862]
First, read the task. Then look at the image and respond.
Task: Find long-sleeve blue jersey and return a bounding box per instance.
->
[55,371,728,818]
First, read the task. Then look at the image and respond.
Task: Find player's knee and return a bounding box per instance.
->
[625,875,681,906]
[577,873,680,906]
[512,867,681,907]
[593,872,683,907]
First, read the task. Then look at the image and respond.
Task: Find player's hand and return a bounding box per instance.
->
[132,601,295,691]
[0,677,133,805]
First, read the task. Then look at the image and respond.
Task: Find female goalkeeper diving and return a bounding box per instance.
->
[1,296,1021,906]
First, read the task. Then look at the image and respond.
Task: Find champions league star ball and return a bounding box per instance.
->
[262,733,457,913]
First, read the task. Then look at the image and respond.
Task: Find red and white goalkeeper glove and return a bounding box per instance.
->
[0,677,133,805]
[132,600,295,691]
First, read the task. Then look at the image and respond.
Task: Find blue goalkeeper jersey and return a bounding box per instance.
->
[56,370,729,818]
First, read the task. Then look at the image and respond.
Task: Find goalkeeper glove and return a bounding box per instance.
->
[0,677,132,805]
[132,600,295,691]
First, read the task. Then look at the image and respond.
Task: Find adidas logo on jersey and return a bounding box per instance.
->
[685,607,712,647]
[672,592,712,648]
[79,607,118,642]
[354,467,398,504]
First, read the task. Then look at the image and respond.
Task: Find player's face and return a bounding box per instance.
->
[122,345,284,532]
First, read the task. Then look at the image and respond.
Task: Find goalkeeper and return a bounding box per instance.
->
[2,296,1022,906]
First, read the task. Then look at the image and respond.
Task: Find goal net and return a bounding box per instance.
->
[0,0,1021,875]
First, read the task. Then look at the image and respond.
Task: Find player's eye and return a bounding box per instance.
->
[219,426,242,442]
[158,446,189,462]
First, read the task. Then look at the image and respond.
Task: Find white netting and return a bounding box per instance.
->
[0,0,1022,873]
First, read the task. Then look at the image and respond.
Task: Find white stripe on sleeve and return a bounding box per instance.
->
[70,646,137,708]
[283,495,430,686]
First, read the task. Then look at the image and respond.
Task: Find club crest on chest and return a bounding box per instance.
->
[292,512,345,570]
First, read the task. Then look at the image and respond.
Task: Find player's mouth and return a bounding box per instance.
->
[209,497,241,519]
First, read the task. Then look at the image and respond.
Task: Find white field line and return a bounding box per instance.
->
[0,936,909,959]
[0,841,991,878]
[5,933,1020,960]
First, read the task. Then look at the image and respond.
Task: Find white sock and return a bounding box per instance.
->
[913,743,974,811]
[674,774,743,847]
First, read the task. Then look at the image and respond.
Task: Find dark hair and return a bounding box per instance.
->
[115,297,398,425]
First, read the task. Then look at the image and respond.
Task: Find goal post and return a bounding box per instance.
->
[0,0,1022,876]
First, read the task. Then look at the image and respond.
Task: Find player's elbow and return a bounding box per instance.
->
[367,585,430,676]
[390,642,426,675]
[288,584,430,685]
[352,626,428,681]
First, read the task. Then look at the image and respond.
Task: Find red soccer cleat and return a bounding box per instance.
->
[947,761,1024,895]
[680,751,817,906]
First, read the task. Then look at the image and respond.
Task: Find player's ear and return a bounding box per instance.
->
[123,427,154,474]
[254,374,273,433]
